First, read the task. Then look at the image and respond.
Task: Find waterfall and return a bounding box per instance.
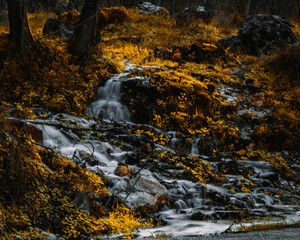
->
[87,71,131,123]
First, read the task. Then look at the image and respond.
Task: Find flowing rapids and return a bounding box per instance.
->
[29,63,300,237]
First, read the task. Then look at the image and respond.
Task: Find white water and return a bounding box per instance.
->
[86,62,138,122]
[137,218,230,237]
[87,74,131,122]
[34,63,300,238]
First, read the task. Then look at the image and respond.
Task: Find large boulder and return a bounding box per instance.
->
[112,175,167,216]
[138,2,169,16]
[218,15,298,57]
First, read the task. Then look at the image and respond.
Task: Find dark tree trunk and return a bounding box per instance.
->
[245,0,252,16]
[7,0,33,50]
[69,0,99,58]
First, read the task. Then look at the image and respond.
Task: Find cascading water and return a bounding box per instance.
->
[86,65,133,123]
[30,63,300,238]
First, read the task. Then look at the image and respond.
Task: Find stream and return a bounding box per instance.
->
[28,62,300,238]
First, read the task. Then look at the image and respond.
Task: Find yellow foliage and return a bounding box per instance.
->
[58,10,80,28]
[62,203,151,239]
[1,6,299,238]
[0,31,115,115]
[0,108,148,239]
[238,221,300,232]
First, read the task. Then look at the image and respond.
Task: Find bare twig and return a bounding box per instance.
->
[287,180,297,195]
[221,223,233,234]
[81,141,96,162]
[23,136,53,152]
[122,166,144,203]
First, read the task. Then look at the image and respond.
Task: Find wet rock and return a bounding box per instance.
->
[149,160,175,177]
[125,151,143,165]
[171,138,192,155]
[205,185,231,206]
[216,210,242,220]
[231,198,254,209]
[193,137,218,155]
[207,191,230,205]
[43,17,73,39]
[73,191,107,218]
[218,15,298,57]
[238,109,259,121]
[191,210,218,220]
[73,191,91,215]
[45,233,58,240]
[77,149,97,166]
[115,163,132,177]
[291,164,300,181]
[138,2,169,16]
[112,175,167,215]
[31,107,48,115]
[248,177,271,188]
[216,160,254,177]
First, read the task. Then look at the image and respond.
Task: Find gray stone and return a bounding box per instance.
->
[138,2,166,15]
[73,191,91,216]
[112,175,167,210]
[45,233,57,240]
[218,15,298,57]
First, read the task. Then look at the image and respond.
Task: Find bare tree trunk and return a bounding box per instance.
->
[297,0,300,19]
[245,0,252,16]
[7,0,33,50]
[69,0,99,58]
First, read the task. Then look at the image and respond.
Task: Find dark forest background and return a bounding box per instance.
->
[0,0,299,19]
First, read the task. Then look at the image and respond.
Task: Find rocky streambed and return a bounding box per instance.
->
[22,62,300,238]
